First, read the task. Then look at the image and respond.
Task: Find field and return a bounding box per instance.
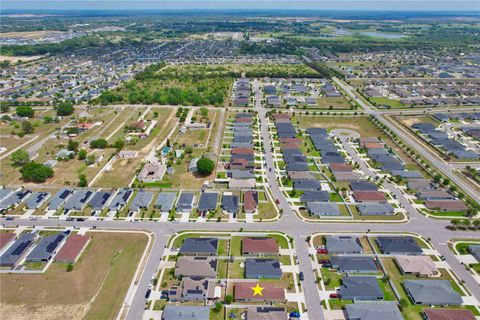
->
[369,97,405,108]
[315,96,352,109]
[0,231,148,320]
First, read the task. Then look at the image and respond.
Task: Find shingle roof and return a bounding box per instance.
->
[27,232,68,262]
[179,238,218,255]
[154,192,177,212]
[25,192,51,209]
[245,258,282,279]
[161,305,210,320]
[403,280,462,305]
[423,309,475,320]
[48,189,73,210]
[306,202,341,216]
[63,190,94,211]
[54,234,90,263]
[108,188,132,211]
[377,236,423,255]
[330,256,377,273]
[345,302,404,320]
[129,191,153,212]
[88,191,112,211]
[198,192,219,212]
[222,194,239,213]
[242,237,279,255]
[0,232,35,266]
[339,276,383,300]
[326,236,363,254]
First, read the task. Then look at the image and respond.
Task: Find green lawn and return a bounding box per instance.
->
[321,268,342,290]
[369,97,405,108]
[455,242,479,255]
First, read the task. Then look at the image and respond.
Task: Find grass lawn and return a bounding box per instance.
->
[230,236,242,256]
[455,242,480,255]
[369,97,405,108]
[228,261,245,279]
[255,197,278,220]
[316,96,353,109]
[0,232,147,320]
[321,268,342,290]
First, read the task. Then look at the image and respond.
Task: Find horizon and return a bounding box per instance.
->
[2,0,480,13]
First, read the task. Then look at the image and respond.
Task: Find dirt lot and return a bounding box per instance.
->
[0,231,148,320]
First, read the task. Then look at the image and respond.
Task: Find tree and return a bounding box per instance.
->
[78,149,87,160]
[67,139,79,151]
[20,162,54,182]
[66,263,74,272]
[55,100,74,116]
[16,105,34,118]
[86,154,95,165]
[90,138,108,149]
[21,120,34,134]
[212,302,223,313]
[78,173,87,187]
[224,295,233,305]
[196,157,214,175]
[113,139,125,151]
[473,220,480,229]
[11,149,30,166]
[43,115,53,124]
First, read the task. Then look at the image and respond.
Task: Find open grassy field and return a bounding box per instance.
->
[369,97,405,108]
[315,96,353,109]
[0,231,148,320]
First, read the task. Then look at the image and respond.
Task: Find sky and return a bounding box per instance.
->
[2,1,480,12]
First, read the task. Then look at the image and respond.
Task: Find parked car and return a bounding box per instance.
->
[289,311,301,318]
[299,272,304,281]
[329,293,341,299]
[145,289,151,299]
[5,217,14,221]
[317,248,328,254]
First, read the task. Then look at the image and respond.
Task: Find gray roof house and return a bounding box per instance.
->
[0,188,13,201]
[376,237,423,255]
[88,191,112,211]
[161,305,210,320]
[339,276,384,301]
[246,307,288,320]
[222,194,239,214]
[468,245,480,262]
[129,191,153,212]
[245,258,282,279]
[25,192,51,210]
[48,189,73,210]
[0,232,35,267]
[26,231,68,262]
[345,302,404,320]
[108,188,133,211]
[326,236,363,254]
[350,181,378,192]
[300,191,330,202]
[306,202,341,217]
[198,192,219,213]
[0,189,32,211]
[154,192,177,212]
[177,192,195,213]
[357,204,394,216]
[403,280,462,305]
[179,238,218,256]
[330,256,378,273]
[63,190,94,211]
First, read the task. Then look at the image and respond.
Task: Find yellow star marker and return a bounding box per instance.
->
[251,283,265,296]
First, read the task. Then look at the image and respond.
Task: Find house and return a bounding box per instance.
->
[306,202,341,217]
[300,191,330,202]
[129,191,153,212]
[108,188,132,212]
[395,256,439,277]
[161,305,210,320]
[48,189,73,210]
[138,163,166,182]
[0,232,35,267]
[26,232,68,262]
[330,256,378,273]
[326,236,363,254]
[350,181,378,192]
[294,179,321,191]
[334,171,360,181]
[189,158,200,172]
[403,280,462,305]
[353,191,387,203]
[54,234,90,263]
[222,194,239,214]
[424,200,468,212]
[56,149,75,160]
[154,192,177,213]
[168,277,210,302]
[376,237,423,255]
[177,192,195,213]
[245,258,282,279]
[417,190,454,201]
[25,192,51,210]
[234,282,285,302]
[63,190,93,212]
[339,276,384,301]
[243,191,258,213]
[407,179,434,191]
[175,256,217,279]
[242,237,279,255]
[0,233,15,251]
[345,302,404,320]
[330,163,353,172]
[229,170,255,180]
[198,192,219,213]
[179,238,218,256]
[118,150,139,158]
[357,204,395,216]
[0,189,32,212]
[246,307,287,320]
[423,309,476,320]
[88,191,112,212]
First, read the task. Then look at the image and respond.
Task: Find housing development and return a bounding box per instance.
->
[0,4,479,320]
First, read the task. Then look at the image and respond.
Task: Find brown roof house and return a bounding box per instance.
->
[175,256,217,279]
[395,256,439,277]
[353,191,387,203]
[234,282,285,303]
[243,191,258,214]
[138,162,166,182]
[242,237,279,256]
[423,309,476,320]
[54,234,90,263]
[425,200,468,212]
